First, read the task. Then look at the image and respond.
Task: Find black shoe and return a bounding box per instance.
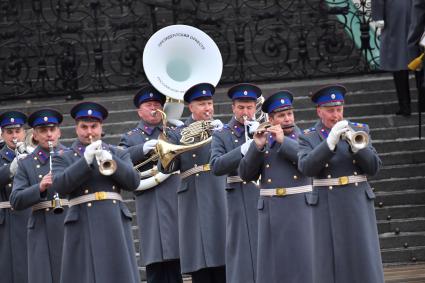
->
[396,109,411,116]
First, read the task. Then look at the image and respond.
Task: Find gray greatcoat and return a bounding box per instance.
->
[408,0,425,62]
[52,141,140,283]
[10,144,67,283]
[239,126,314,283]
[119,121,180,266]
[159,117,226,274]
[298,120,384,283]
[371,0,412,71]
[210,117,258,283]
[0,146,30,283]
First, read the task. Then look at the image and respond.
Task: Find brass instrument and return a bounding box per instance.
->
[88,136,117,176]
[48,141,64,214]
[12,129,37,156]
[408,53,424,71]
[341,126,369,151]
[253,122,272,135]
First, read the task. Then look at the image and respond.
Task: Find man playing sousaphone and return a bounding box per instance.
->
[10,109,67,283]
[238,91,314,283]
[210,83,262,283]
[52,101,141,283]
[0,111,30,283]
[158,83,227,283]
[119,85,182,283]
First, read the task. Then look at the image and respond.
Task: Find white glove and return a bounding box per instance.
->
[84,140,102,165]
[17,153,28,160]
[9,157,18,176]
[16,142,26,154]
[247,121,260,134]
[211,119,224,131]
[375,20,385,29]
[168,118,184,127]
[98,150,113,162]
[327,120,349,151]
[143,139,158,155]
[240,139,253,156]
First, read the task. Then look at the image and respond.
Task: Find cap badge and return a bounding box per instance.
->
[202,90,206,95]
[10,118,14,123]
[243,90,248,96]
[44,117,48,122]
[280,99,285,104]
[149,93,153,97]
[331,93,336,99]
[88,109,93,115]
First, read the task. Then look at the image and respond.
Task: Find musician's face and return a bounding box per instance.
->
[317,105,344,129]
[269,109,295,135]
[189,98,214,121]
[138,101,163,125]
[76,120,103,145]
[1,127,25,149]
[232,100,256,124]
[33,126,61,149]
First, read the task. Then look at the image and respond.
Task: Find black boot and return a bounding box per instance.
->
[393,70,411,116]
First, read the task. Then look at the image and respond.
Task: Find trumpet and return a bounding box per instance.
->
[88,136,117,176]
[341,126,369,152]
[150,109,168,138]
[48,141,64,214]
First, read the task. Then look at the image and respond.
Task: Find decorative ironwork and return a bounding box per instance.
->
[0,0,380,100]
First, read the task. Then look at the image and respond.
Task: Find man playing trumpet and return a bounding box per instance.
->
[119,85,182,283]
[159,83,227,283]
[0,110,30,283]
[10,109,67,283]
[298,85,384,283]
[210,83,262,283]
[52,101,141,283]
[238,91,314,283]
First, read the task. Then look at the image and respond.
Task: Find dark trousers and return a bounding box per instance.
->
[190,266,226,283]
[393,70,425,114]
[146,260,183,283]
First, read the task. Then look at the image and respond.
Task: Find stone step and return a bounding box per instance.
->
[380,232,425,250]
[378,218,425,234]
[379,150,425,166]
[375,163,425,181]
[375,189,425,207]
[376,205,425,221]
[371,177,425,193]
[381,246,425,264]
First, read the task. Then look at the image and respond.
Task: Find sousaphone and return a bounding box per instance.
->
[138,25,223,191]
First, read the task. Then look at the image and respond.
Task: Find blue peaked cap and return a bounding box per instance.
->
[70,102,108,121]
[262,90,294,114]
[227,83,261,101]
[184,83,215,103]
[0,111,27,129]
[311,84,346,106]
[133,85,166,107]
[28,109,63,128]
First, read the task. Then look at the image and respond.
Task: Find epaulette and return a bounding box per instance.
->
[350,122,367,128]
[126,128,141,136]
[303,127,316,135]
[57,148,72,156]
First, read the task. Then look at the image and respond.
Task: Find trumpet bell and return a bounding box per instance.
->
[143,25,223,100]
[342,129,369,151]
[99,159,118,176]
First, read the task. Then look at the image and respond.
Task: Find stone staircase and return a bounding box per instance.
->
[1,73,425,277]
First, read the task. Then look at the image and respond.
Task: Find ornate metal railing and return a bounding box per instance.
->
[0,0,380,100]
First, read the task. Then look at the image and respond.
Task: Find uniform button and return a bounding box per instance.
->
[329,186,333,190]
[84,190,89,194]
[38,175,43,179]
[195,173,199,177]
[293,175,298,180]
[267,178,272,183]
[231,131,234,134]
[112,185,116,190]
[113,200,117,204]
[355,182,358,186]
[243,181,247,184]
[45,208,50,212]
[194,164,197,167]
[352,160,356,164]
[292,162,296,165]
[36,164,41,168]
[8,183,12,187]
[34,157,37,160]
[354,171,358,175]
[145,137,149,141]
[74,153,78,156]
[266,164,270,168]
[325,163,329,168]
[192,154,196,158]
[265,151,269,154]
[234,140,238,143]
[87,203,92,207]
[327,175,331,179]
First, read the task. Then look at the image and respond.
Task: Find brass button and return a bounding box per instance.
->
[355,182,358,186]
[34,157,37,160]
[8,183,12,187]
[329,186,333,190]
[113,200,117,204]
[145,137,149,141]
[325,163,329,168]
[267,178,272,183]
[84,190,89,194]
[74,153,78,156]
[87,203,92,207]
[327,175,331,179]
[36,164,41,168]
[195,173,199,177]
[231,131,234,134]
[265,151,269,154]
[266,164,270,168]
[354,171,358,175]
[352,160,356,164]
[112,185,116,190]
[45,208,50,212]
[192,154,196,158]
[243,181,247,184]
[38,175,43,179]
[194,164,197,167]
[293,175,298,180]
[234,140,238,143]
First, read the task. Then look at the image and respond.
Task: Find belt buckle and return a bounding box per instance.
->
[339,176,349,185]
[95,191,107,201]
[275,188,286,197]
[203,164,211,171]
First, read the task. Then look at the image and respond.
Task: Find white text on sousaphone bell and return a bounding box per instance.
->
[158,33,206,50]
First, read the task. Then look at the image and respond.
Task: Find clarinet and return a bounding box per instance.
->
[48,141,64,214]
